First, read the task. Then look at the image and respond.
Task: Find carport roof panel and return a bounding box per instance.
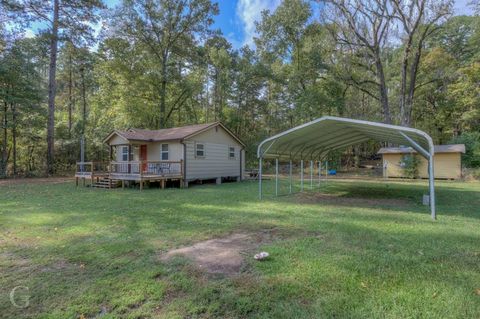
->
[257,116,434,160]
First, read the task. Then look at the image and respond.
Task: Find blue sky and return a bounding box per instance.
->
[104,0,477,49]
[24,0,476,49]
[103,0,283,48]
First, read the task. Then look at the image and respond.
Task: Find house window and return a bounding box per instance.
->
[195,143,205,158]
[161,144,169,160]
[229,146,235,159]
[122,146,129,161]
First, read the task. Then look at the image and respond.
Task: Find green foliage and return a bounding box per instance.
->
[400,154,421,179]
[450,132,480,168]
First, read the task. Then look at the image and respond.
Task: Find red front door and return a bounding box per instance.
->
[140,145,147,172]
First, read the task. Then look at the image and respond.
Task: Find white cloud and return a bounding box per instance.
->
[236,0,281,47]
[453,0,475,16]
[24,29,35,38]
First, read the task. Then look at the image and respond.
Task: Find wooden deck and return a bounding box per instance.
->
[75,160,184,190]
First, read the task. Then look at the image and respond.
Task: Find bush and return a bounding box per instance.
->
[449,132,480,168]
[400,154,420,178]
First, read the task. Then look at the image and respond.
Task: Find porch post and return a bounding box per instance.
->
[128,144,131,174]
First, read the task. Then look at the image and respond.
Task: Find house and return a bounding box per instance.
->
[378,144,465,179]
[76,122,245,189]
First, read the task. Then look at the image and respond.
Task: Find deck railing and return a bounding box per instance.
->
[109,160,183,177]
[76,160,183,178]
[75,161,109,177]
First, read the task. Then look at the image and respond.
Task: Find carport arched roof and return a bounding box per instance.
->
[257,116,436,220]
[257,116,434,160]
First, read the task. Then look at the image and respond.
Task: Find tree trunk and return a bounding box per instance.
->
[12,103,16,176]
[399,44,411,126]
[46,0,59,175]
[80,66,87,134]
[68,48,73,138]
[403,45,423,127]
[159,51,168,128]
[1,101,7,178]
[375,54,391,124]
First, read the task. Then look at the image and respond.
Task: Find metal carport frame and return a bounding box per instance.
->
[257,116,436,220]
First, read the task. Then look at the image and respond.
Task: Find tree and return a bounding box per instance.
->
[0,38,43,177]
[112,0,218,128]
[4,0,104,174]
[322,0,393,123]
[391,0,453,126]
[204,35,233,122]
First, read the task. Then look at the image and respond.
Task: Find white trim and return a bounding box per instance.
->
[121,146,129,161]
[228,146,236,159]
[195,142,205,158]
[184,122,246,147]
[161,143,169,160]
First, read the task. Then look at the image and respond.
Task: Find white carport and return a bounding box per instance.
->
[257,116,436,219]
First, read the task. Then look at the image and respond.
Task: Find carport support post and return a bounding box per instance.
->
[429,155,436,220]
[318,161,321,188]
[325,161,328,181]
[275,158,279,196]
[258,157,263,199]
[300,160,304,191]
[289,160,292,194]
[310,160,313,189]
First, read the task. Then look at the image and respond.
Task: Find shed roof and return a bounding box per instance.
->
[104,122,245,146]
[257,116,434,160]
[378,144,465,154]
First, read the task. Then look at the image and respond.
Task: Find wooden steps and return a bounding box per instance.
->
[91,177,119,189]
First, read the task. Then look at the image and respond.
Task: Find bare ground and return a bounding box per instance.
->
[160,231,277,276]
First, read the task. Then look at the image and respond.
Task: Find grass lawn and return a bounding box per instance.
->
[1,178,480,318]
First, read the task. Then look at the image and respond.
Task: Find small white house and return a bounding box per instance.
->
[101,122,246,188]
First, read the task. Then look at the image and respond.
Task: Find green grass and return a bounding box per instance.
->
[1,178,479,318]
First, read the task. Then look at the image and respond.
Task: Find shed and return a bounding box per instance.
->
[378,144,465,179]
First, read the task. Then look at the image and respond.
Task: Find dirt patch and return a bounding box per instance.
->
[160,232,274,276]
[295,192,410,208]
[0,177,72,186]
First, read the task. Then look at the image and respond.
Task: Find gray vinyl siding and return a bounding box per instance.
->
[146,142,183,161]
[107,125,245,181]
[184,127,244,180]
[113,141,184,162]
[184,142,241,180]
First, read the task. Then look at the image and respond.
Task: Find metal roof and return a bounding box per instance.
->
[378,144,465,154]
[258,116,435,160]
